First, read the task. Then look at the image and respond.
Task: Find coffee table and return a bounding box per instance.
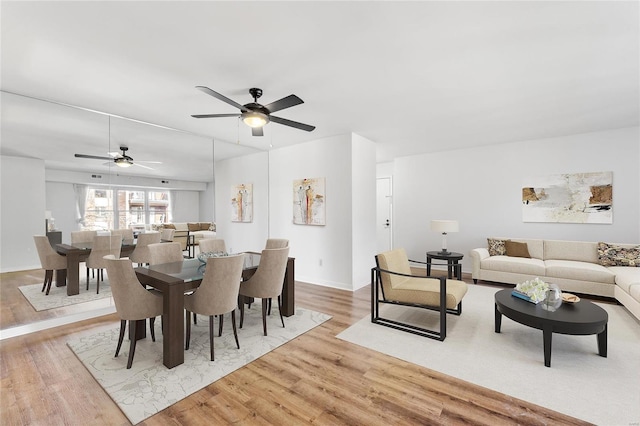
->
[494,289,608,367]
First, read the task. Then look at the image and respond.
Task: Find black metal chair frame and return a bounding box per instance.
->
[371,257,462,341]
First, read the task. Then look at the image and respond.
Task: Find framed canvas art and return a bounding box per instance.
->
[522,171,612,223]
[293,177,325,225]
[231,183,253,223]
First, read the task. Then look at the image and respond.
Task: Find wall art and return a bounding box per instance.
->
[293,177,325,226]
[231,183,253,223]
[522,171,612,223]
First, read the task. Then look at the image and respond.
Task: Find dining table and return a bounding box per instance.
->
[134,253,296,369]
[55,241,136,296]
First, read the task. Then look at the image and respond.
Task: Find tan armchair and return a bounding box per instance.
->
[33,235,67,295]
[184,253,245,361]
[372,248,468,341]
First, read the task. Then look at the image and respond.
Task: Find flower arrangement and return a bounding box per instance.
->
[514,277,549,303]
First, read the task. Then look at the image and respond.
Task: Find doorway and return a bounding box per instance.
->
[376,177,392,253]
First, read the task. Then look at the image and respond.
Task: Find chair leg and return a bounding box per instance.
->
[149,317,156,342]
[96,269,100,294]
[209,315,215,361]
[86,268,90,290]
[239,299,245,329]
[41,270,49,292]
[277,295,285,328]
[115,320,126,357]
[268,298,272,315]
[45,270,54,295]
[218,314,223,337]
[185,310,191,350]
[261,298,268,336]
[127,320,138,369]
[193,312,197,324]
[231,310,239,349]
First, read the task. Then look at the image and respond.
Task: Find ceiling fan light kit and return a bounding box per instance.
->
[192,85,316,136]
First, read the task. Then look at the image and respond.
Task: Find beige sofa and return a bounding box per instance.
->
[153,222,216,250]
[470,238,640,321]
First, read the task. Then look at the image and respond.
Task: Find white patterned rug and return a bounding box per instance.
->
[18,281,112,311]
[337,284,640,426]
[68,307,331,424]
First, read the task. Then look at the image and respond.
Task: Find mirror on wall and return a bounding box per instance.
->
[0,91,261,334]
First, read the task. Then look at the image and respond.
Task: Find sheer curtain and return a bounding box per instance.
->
[73,184,88,228]
[169,190,176,223]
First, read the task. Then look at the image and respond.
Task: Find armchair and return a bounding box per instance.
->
[372,248,468,341]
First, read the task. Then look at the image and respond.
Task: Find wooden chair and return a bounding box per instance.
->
[147,242,183,265]
[239,247,289,336]
[86,235,122,293]
[184,253,245,361]
[372,248,468,341]
[103,255,163,369]
[198,238,226,254]
[129,232,161,266]
[33,235,67,295]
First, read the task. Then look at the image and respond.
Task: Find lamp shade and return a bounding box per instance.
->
[430,220,459,233]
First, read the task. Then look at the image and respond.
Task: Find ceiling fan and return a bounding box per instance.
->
[74,146,161,170]
[191,86,316,136]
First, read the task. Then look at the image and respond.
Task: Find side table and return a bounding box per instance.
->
[426,251,464,279]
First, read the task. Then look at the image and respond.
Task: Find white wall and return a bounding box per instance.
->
[392,127,640,273]
[1,156,46,272]
[214,151,270,253]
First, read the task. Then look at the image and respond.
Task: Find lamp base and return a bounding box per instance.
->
[437,250,451,255]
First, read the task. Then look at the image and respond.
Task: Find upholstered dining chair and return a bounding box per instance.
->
[111,228,134,244]
[184,253,245,361]
[198,238,226,254]
[33,235,67,295]
[160,228,175,241]
[372,248,468,341]
[129,232,161,266]
[70,230,97,244]
[86,234,122,293]
[265,239,289,249]
[239,247,290,336]
[147,242,183,265]
[103,255,163,369]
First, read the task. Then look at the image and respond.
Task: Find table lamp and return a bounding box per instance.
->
[430,220,459,255]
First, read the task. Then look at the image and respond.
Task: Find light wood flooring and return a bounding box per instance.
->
[0,269,590,425]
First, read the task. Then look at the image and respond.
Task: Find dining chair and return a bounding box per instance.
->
[70,230,97,244]
[184,253,245,361]
[239,247,290,336]
[265,239,289,249]
[147,241,183,265]
[111,228,134,244]
[33,235,67,295]
[86,234,122,293]
[103,255,163,369]
[198,238,226,254]
[160,228,175,241]
[129,232,161,266]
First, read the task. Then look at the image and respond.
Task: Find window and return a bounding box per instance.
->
[82,188,171,230]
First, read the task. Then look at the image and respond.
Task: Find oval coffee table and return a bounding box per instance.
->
[494,289,608,367]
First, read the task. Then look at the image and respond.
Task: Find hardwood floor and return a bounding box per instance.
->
[0,270,590,425]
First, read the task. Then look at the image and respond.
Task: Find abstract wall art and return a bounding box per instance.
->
[293,177,325,226]
[231,183,253,223]
[522,171,612,223]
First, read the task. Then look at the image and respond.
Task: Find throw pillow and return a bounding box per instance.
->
[597,242,640,267]
[187,222,200,232]
[505,240,531,258]
[209,223,216,232]
[199,222,210,231]
[487,238,507,256]
[163,223,176,229]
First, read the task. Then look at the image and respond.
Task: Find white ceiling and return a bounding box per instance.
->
[1,1,638,182]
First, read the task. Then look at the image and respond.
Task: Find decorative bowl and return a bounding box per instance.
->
[562,293,580,304]
[197,251,228,263]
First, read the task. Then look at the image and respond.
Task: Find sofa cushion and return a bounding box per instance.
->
[162,223,176,229]
[487,238,507,256]
[187,222,200,232]
[598,242,640,267]
[609,266,640,293]
[544,240,599,263]
[481,256,546,276]
[505,240,531,258]
[199,222,210,231]
[545,260,615,284]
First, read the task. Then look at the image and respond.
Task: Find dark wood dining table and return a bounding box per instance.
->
[134,253,296,369]
[55,241,136,296]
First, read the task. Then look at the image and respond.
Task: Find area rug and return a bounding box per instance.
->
[18,280,112,311]
[337,284,640,426]
[68,307,331,424]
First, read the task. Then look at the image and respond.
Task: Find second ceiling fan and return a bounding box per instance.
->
[191,86,315,136]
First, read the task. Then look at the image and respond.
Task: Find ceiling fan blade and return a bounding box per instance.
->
[133,163,154,170]
[191,113,240,119]
[75,153,112,160]
[252,127,264,137]
[263,94,303,114]
[195,86,248,112]
[269,115,316,132]
[135,160,163,164]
